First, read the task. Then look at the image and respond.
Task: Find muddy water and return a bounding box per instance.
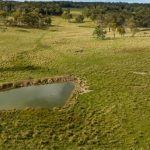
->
[0,82,75,110]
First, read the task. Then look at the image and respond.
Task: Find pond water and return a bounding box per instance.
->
[0,82,75,110]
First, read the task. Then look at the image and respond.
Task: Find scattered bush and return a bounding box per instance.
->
[62,9,72,22]
[75,15,84,23]
[93,26,107,40]
[117,26,126,37]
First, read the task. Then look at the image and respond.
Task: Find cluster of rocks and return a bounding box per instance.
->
[0,76,80,92]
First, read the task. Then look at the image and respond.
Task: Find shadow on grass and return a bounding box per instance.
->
[84,20,92,23]
[93,37,116,40]
[140,28,150,32]
[0,65,42,72]
[6,25,51,30]
[120,47,146,53]
[16,29,30,33]
[51,25,63,28]
[49,29,58,32]
[0,65,59,75]
[78,25,94,28]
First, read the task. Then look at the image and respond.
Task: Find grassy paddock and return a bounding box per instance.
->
[0,15,150,149]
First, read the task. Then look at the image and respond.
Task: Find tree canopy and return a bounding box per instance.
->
[0,1,63,28]
[0,1,149,28]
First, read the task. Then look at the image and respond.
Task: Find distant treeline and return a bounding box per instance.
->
[0,1,63,15]
[0,1,63,28]
[0,1,150,28]
[60,1,150,28]
[57,1,150,9]
[84,3,150,28]
[58,1,150,28]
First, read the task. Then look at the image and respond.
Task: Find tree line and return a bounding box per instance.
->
[83,3,150,27]
[62,9,84,23]
[0,1,149,30]
[0,1,63,28]
[81,3,150,39]
[56,1,150,28]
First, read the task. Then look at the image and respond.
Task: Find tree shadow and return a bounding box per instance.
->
[0,65,59,75]
[140,28,150,32]
[78,25,94,28]
[0,65,42,72]
[49,29,58,32]
[50,25,63,28]
[16,29,30,33]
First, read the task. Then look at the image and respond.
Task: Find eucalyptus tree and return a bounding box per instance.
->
[62,9,72,22]
[117,26,126,37]
[93,25,107,40]
[75,15,84,23]
[128,18,138,37]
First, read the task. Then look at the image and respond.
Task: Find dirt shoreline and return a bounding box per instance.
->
[0,75,89,110]
[0,75,88,94]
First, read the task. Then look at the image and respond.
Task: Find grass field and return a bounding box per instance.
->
[0,13,150,149]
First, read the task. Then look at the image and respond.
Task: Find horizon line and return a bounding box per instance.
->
[9,0,150,4]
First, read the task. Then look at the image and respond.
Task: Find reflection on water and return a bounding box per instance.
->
[0,82,75,110]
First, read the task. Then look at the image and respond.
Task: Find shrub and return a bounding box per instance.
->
[44,17,52,25]
[62,9,72,22]
[117,26,126,37]
[75,15,84,23]
[93,26,107,40]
